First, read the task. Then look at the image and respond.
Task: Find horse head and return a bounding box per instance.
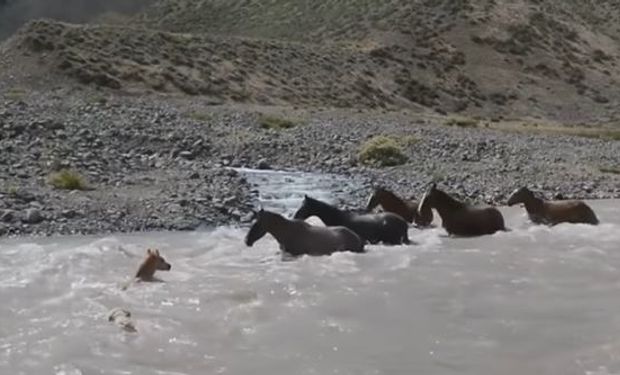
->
[293,195,314,220]
[245,208,268,246]
[507,187,533,206]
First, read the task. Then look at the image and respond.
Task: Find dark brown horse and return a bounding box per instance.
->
[245,209,365,256]
[418,184,506,236]
[366,187,433,227]
[293,195,411,245]
[507,187,599,225]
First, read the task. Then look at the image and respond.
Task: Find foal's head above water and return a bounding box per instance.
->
[135,248,171,281]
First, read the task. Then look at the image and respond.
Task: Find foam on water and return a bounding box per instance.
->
[1,169,620,375]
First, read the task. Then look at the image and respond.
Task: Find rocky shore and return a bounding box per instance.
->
[1,88,619,237]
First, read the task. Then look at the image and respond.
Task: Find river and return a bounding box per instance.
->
[1,169,619,375]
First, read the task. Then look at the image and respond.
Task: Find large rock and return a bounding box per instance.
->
[23,208,44,224]
[0,209,16,223]
[256,158,271,170]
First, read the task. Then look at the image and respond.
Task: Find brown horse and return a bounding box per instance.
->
[418,184,506,236]
[507,187,599,225]
[245,209,365,256]
[366,187,433,227]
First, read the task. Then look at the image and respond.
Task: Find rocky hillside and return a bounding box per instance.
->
[0,0,155,40]
[2,0,620,123]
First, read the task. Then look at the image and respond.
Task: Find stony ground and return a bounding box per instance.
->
[1,87,619,237]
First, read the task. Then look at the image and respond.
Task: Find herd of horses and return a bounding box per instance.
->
[244,184,600,257]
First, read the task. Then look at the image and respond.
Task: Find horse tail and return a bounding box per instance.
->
[585,205,599,225]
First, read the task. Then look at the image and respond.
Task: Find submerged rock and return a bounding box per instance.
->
[108,307,137,333]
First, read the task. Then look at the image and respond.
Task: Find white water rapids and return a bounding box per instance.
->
[1,169,619,375]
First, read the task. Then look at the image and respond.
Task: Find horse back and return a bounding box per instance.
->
[331,226,365,253]
[546,200,599,225]
[443,206,505,235]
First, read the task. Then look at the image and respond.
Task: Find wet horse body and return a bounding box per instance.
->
[366,187,433,227]
[294,195,411,245]
[507,187,599,225]
[419,184,506,237]
[245,209,364,256]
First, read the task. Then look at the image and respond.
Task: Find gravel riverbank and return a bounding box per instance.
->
[1,89,619,237]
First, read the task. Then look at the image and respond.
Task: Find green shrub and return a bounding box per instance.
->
[258,115,296,130]
[358,136,408,167]
[49,169,88,190]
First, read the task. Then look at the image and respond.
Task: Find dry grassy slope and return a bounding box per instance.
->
[131,0,620,121]
[4,20,416,109]
[133,0,620,44]
[2,0,620,123]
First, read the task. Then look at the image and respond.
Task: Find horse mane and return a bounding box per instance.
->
[258,210,302,243]
[306,197,348,222]
[380,188,406,205]
[262,210,289,224]
[433,188,467,210]
[519,188,545,211]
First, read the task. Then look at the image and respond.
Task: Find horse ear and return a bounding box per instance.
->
[147,248,152,255]
[155,249,160,256]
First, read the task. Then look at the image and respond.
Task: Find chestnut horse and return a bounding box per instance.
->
[366,187,433,227]
[507,187,599,225]
[418,184,506,236]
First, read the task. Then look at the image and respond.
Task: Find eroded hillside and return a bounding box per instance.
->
[2,0,620,122]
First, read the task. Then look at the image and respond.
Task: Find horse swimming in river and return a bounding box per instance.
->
[121,248,172,290]
[418,183,506,237]
[293,195,411,245]
[507,186,599,225]
[245,209,365,256]
[366,186,433,227]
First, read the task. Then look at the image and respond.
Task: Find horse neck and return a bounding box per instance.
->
[262,213,294,243]
[380,191,405,210]
[432,190,466,215]
[136,257,155,279]
[309,200,347,224]
[522,194,544,214]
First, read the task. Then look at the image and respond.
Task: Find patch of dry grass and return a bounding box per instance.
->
[4,87,27,100]
[599,166,620,174]
[258,115,297,130]
[358,135,408,167]
[445,116,479,128]
[48,169,89,191]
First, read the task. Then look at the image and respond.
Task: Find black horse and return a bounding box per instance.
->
[293,195,411,245]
